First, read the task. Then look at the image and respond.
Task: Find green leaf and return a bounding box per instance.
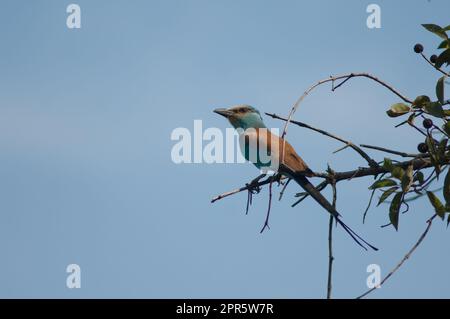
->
[377,186,398,206]
[415,171,425,185]
[436,76,446,104]
[444,169,450,205]
[427,191,446,219]
[430,156,441,179]
[438,138,448,160]
[435,49,450,68]
[369,178,397,190]
[382,158,394,172]
[445,25,450,32]
[401,164,414,192]
[439,41,450,50]
[407,114,416,125]
[424,101,445,118]
[426,136,441,178]
[444,122,450,136]
[422,24,448,40]
[391,167,405,180]
[438,40,450,49]
[413,95,431,108]
[426,136,437,153]
[389,192,403,231]
[386,103,411,117]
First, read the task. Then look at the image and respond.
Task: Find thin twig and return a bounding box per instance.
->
[332,75,353,91]
[356,214,437,299]
[292,180,329,207]
[260,179,274,233]
[281,72,413,141]
[394,111,423,128]
[432,124,449,137]
[420,52,450,77]
[409,122,428,137]
[246,189,252,215]
[266,112,379,168]
[363,189,376,223]
[327,179,337,299]
[360,144,424,158]
[278,178,292,201]
[211,176,286,203]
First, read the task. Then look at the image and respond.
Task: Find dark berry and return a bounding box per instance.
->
[417,142,428,153]
[430,54,438,64]
[423,118,433,129]
[414,43,424,54]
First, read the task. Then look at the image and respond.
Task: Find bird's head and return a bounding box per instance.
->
[214,105,266,130]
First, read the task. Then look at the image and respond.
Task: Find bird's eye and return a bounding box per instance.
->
[239,108,246,113]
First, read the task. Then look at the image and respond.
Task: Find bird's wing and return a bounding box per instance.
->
[252,129,312,175]
[281,140,312,174]
[240,128,312,175]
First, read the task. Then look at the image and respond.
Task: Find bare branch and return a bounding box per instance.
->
[246,189,252,215]
[360,144,424,158]
[260,179,274,233]
[356,214,437,299]
[363,189,376,223]
[278,178,292,201]
[280,73,413,142]
[266,113,379,168]
[211,176,286,203]
[327,179,337,299]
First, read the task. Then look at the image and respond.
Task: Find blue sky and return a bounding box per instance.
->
[0,0,449,298]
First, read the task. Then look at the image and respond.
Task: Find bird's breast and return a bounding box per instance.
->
[238,128,280,172]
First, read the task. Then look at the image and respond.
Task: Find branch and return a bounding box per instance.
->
[420,52,450,77]
[323,157,444,182]
[211,176,286,203]
[211,157,448,203]
[280,73,413,141]
[356,214,437,299]
[266,113,379,168]
[360,144,425,158]
[213,72,416,204]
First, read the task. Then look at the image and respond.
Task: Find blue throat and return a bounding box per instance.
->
[232,112,270,169]
[232,112,267,130]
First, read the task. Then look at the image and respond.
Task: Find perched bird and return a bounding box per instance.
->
[214,104,377,251]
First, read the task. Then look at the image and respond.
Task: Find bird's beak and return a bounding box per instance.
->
[213,108,233,118]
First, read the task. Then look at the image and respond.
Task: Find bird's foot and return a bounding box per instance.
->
[245,173,266,194]
[271,173,283,185]
[246,180,262,194]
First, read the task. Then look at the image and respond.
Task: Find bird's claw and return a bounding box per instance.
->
[271,173,282,185]
[246,181,262,194]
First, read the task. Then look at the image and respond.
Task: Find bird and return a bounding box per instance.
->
[214,104,378,251]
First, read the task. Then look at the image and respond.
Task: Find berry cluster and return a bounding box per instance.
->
[417,119,435,153]
[414,43,440,65]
